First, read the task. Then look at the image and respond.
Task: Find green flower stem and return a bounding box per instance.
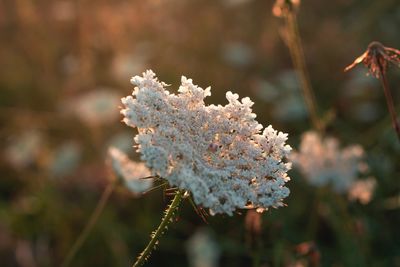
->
[306,187,325,239]
[132,190,184,267]
[283,9,323,132]
[61,181,115,267]
[251,248,261,267]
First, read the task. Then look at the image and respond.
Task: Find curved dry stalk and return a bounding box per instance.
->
[379,72,400,140]
[61,182,115,267]
[276,1,323,132]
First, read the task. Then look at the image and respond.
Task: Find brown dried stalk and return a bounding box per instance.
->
[273,0,323,132]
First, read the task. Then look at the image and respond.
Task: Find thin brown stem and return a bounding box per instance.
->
[284,12,323,132]
[306,187,324,239]
[379,70,400,141]
[61,182,115,267]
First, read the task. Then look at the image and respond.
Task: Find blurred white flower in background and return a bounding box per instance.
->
[348,177,376,204]
[352,102,381,122]
[251,79,280,102]
[186,228,220,267]
[112,44,151,82]
[121,70,292,215]
[65,89,121,126]
[15,240,36,267]
[48,142,82,178]
[5,130,43,169]
[252,70,307,122]
[272,71,307,122]
[291,131,372,195]
[272,95,307,122]
[61,54,80,77]
[341,68,382,123]
[222,0,253,7]
[222,42,254,67]
[107,131,134,153]
[51,0,76,22]
[108,147,153,194]
[277,70,299,89]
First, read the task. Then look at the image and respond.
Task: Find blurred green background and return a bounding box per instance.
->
[1,0,399,266]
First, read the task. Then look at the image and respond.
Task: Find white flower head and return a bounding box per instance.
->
[291,131,367,192]
[108,147,153,194]
[49,142,81,178]
[121,70,292,215]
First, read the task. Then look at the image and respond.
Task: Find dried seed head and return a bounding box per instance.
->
[345,41,400,78]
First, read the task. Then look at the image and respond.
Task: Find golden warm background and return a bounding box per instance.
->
[1,0,399,266]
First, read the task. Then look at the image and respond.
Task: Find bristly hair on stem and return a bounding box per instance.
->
[132,190,183,267]
[345,41,400,141]
[273,0,323,132]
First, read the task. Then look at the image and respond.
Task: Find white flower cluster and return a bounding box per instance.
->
[108,147,153,194]
[291,131,369,193]
[121,70,292,215]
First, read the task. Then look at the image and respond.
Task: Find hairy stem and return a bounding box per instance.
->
[61,182,115,267]
[132,190,183,267]
[284,10,323,132]
[379,72,400,141]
